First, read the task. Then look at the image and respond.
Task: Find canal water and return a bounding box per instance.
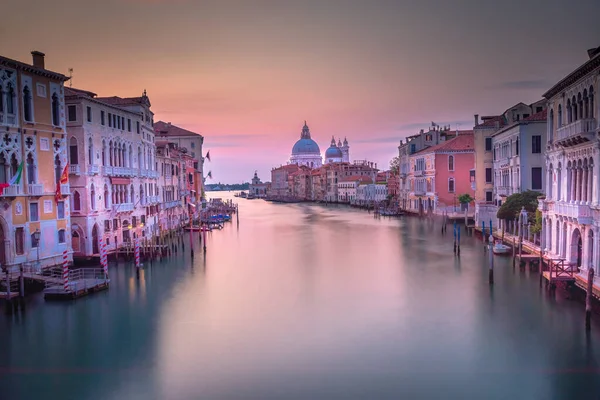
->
[1,192,600,400]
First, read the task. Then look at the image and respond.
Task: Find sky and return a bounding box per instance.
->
[3,0,600,182]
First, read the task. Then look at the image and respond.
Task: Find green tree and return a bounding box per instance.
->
[530,209,543,234]
[458,194,474,205]
[389,156,400,174]
[496,190,542,224]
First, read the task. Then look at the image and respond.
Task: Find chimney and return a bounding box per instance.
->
[474,114,479,126]
[31,51,45,69]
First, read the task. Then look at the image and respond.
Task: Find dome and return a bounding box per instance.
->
[325,145,343,159]
[292,138,321,155]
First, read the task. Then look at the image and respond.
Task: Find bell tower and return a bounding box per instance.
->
[342,137,350,162]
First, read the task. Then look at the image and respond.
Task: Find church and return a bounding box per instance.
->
[289,121,349,167]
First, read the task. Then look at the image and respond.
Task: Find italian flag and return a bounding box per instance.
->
[0,161,24,194]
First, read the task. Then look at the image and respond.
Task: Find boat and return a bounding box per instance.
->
[493,241,511,255]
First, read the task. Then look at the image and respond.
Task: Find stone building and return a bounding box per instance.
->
[65,87,159,259]
[0,51,71,270]
[539,45,600,274]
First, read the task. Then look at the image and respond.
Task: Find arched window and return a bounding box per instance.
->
[91,184,96,210]
[10,154,19,178]
[0,153,6,184]
[69,137,78,165]
[583,89,589,119]
[557,104,562,127]
[448,155,454,171]
[573,96,578,120]
[23,86,32,122]
[73,190,81,211]
[129,145,133,168]
[88,137,93,165]
[131,185,135,205]
[137,147,142,169]
[578,92,583,119]
[52,93,60,126]
[26,153,36,184]
[54,155,62,184]
[103,184,109,209]
[567,99,572,123]
[549,109,554,142]
[590,86,595,119]
[102,140,106,166]
[448,178,455,193]
[6,84,15,115]
[58,229,66,244]
[109,141,113,166]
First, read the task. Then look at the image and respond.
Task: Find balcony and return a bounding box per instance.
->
[0,112,17,126]
[27,184,43,196]
[180,189,190,197]
[164,200,180,209]
[496,186,513,197]
[60,183,70,195]
[555,201,592,224]
[555,118,596,147]
[112,202,134,213]
[148,195,159,204]
[69,164,81,176]
[0,185,22,197]
[102,166,114,176]
[149,170,159,179]
[538,199,553,213]
[414,170,424,177]
[88,164,100,175]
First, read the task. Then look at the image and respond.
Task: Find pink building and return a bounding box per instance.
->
[407,133,474,215]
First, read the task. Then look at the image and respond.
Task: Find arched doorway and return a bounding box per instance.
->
[0,222,5,267]
[72,231,81,253]
[122,220,130,243]
[570,227,582,269]
[587,229,594,271]
[92,224,99,255]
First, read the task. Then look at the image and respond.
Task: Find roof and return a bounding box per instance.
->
[522,109,547,122]
[544,46,600,99]
[65,87,97,97]
[154,121,203,139]
[0,54,69,82]
[339,175,372,183]
[64,87,144,116]
[475,115,506,129]
[96,95,148,106]
[414,133,474,155]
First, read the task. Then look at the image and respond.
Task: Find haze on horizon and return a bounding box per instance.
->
[3,0,600,183]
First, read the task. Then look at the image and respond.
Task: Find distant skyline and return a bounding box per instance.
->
[3,0,600,182]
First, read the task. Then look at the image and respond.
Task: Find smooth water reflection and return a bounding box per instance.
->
[1,192,600,399]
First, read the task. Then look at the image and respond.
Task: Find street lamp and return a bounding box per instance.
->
[34,229,41,268]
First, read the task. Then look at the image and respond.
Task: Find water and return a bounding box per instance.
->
[2,192,600,399]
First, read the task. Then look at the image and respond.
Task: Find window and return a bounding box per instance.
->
[132,216,137,227]
[485,191,493,202]
[26,153,36,184]
[69,137,78,165]
[532,167,542,190]
[532,135,541,154]
[121,117,125,130]
[29,202,39,222]
[516,138,519,156]
[128,119,131,132]
[101,110,105,125]
[105,220,111,232]
[523,114,530,119]
[31,233,39,248]
[113,114,117,128]
[485,137,492,151]
[68,105,77,122]
[448,155,454,171]
[191,142,195,148]
[536,107,543,113]
[86,106,92,122]
[73,191,81,211]
[57,201,65,219]
[48,93,58,126]
[485,168,492,183]
[136,121,140,134]
[448,178,455,193]
[108,113,112,127]
[469,169,475,183]
[15,227,24,255]
[58,229,66,243]
[23,86,33,122]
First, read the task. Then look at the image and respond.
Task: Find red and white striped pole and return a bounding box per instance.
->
[62,249,69,292]
[135,237,140,269]
[100,237,108,278]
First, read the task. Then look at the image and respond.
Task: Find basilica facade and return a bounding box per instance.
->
[289,122,349,168]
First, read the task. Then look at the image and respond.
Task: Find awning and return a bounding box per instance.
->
[110,177,131,185]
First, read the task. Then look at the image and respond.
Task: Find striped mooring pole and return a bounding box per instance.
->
[135,238,141,269]
[100,237,108,278]
[62,249,69,292]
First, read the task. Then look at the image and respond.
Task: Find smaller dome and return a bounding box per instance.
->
[325,145,343,159]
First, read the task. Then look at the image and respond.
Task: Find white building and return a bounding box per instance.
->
[540,45,599,275]
[289,122,323,168]
[338,176,371,203]
[356,183,387,205]
[65,88,159,258]
[488,108,547,228]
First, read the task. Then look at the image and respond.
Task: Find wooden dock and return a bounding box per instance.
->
[44,278,109,300]
[574,274,600,300]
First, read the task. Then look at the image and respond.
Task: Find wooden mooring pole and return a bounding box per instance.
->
[586,268,595,331]
[489,234,494,284]
[457,225,461,257]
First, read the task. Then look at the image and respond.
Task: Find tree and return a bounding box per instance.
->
[496,190,542,224]
[389,156,400,174]
[530,209,542,234]
[458,194,474,205]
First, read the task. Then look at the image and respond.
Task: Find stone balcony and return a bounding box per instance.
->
[27,184,43,196]
[414,170,424,177]
[69,164,81,176]
[0,185,22,197]
[495,186,513,197]
[112,202,134,213]
[0,112,17,126]
[555,118,597,147]
[554,201,592,224]
[88,164,100,175]
[102,166,114,176]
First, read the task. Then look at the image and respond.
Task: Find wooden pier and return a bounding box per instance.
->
[43,268,109,301]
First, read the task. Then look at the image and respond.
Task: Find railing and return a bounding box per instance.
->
[0,185,22,197]
[45,268,108,291]
[102,166,114,176]
[148,195,159,204]
[88,164,100,175]
[0,113,17,126]
[112,202,134,213]
[495,186,513,197]
[60,183,70,195]
[149,170,159,179]
[414,170,424,177]
[164,200,180,209]
[0,274,20,298]
[69,164,81,175]
[556,118,597,141]
[27,184,43,196]
[547,259,574,281]
[555,201,592,224]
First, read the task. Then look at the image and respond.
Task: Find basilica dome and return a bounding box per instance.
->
[325,145,343,159]
[292,122,321,155]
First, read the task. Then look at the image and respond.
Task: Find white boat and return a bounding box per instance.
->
[493,241,511,255]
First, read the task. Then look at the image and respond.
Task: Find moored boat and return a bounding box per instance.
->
[493,241,511,255]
